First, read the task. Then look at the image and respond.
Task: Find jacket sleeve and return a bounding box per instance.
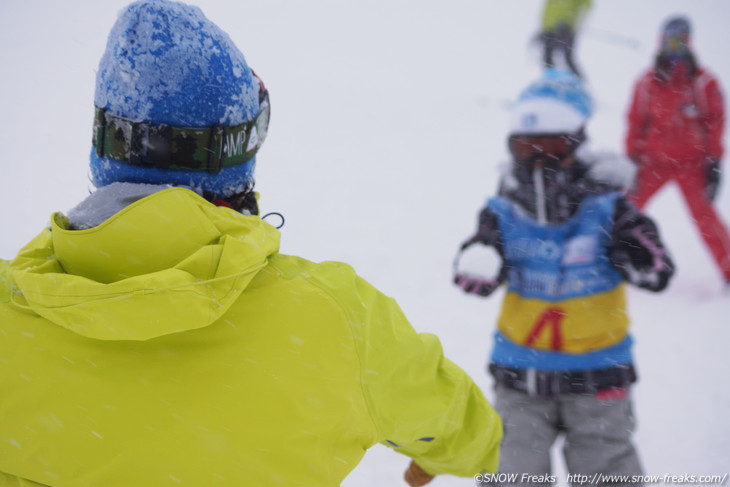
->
[697,72,725,161]
[0,259,10,304]
[625,73,652,163]
[0,471,48,487]
[452,207,507,297]
[608,197,675,292]
[339,269,503,477]
[460,207,503,252]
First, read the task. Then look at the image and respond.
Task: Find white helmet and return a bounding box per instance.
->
[509,68,593,135]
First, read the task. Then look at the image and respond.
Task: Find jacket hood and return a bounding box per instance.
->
[8,188,280,341]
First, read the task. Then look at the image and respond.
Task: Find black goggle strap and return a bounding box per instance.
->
[93,82,270,174]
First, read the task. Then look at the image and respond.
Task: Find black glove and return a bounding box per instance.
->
[627,154,642,166]
[609,222,674,292]
[453,273,504,297]
[453,243,506,298]
[706,158,721,202]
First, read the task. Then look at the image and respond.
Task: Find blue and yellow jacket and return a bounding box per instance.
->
[0,187,501,486]
[456,184,673,371]
[487,192,632,371]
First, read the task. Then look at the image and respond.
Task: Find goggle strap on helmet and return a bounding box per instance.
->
[93,90,270,174]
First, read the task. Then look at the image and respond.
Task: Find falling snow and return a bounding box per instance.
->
[0,1,728,486]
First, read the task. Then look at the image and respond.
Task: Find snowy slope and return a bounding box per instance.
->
[1,1,729,485]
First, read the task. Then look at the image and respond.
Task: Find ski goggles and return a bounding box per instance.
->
[508,132,583,166]
[661,31,691,60]
[663,35,688,52]
[93,71,270,173]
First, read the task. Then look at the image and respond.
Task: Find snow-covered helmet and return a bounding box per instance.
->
[90,0,270,199]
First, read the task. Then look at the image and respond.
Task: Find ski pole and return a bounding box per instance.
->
[582,27,640,49]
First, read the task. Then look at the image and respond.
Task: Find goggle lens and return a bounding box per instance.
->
[508,134,580,165]
[661,34,690,61]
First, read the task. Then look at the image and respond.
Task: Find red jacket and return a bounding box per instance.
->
[625,65,725,167]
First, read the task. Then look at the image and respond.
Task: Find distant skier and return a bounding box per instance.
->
[454,69,674,485]
[538,0,592,78]
[625,16,730,288]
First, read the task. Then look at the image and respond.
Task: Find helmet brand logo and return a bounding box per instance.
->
[521,113,538,129]
[223,131,247,158]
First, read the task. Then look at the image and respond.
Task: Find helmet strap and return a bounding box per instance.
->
[92,88,270,173]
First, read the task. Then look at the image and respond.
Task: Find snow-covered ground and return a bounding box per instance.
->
[1,0,729,485]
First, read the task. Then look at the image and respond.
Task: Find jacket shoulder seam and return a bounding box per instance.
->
[266,258,383,440]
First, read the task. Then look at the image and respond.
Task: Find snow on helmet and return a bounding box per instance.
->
[508,68,593,135]
[90,0,270,198]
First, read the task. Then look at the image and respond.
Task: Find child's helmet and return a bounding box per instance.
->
[507,69,593,168]
[509,68,593,136]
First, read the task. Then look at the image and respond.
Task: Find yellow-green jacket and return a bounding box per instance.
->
[541,0,592,30]
[0,188,501,487]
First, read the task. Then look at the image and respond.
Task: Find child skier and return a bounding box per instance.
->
[454,69,674,484]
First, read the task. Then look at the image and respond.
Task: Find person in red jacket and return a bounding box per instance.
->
[625,16,730,287]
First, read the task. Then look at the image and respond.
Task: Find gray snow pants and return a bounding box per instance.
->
[490,384,644,487]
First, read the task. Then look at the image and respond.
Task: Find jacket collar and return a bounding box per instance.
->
[9,187,280,341]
